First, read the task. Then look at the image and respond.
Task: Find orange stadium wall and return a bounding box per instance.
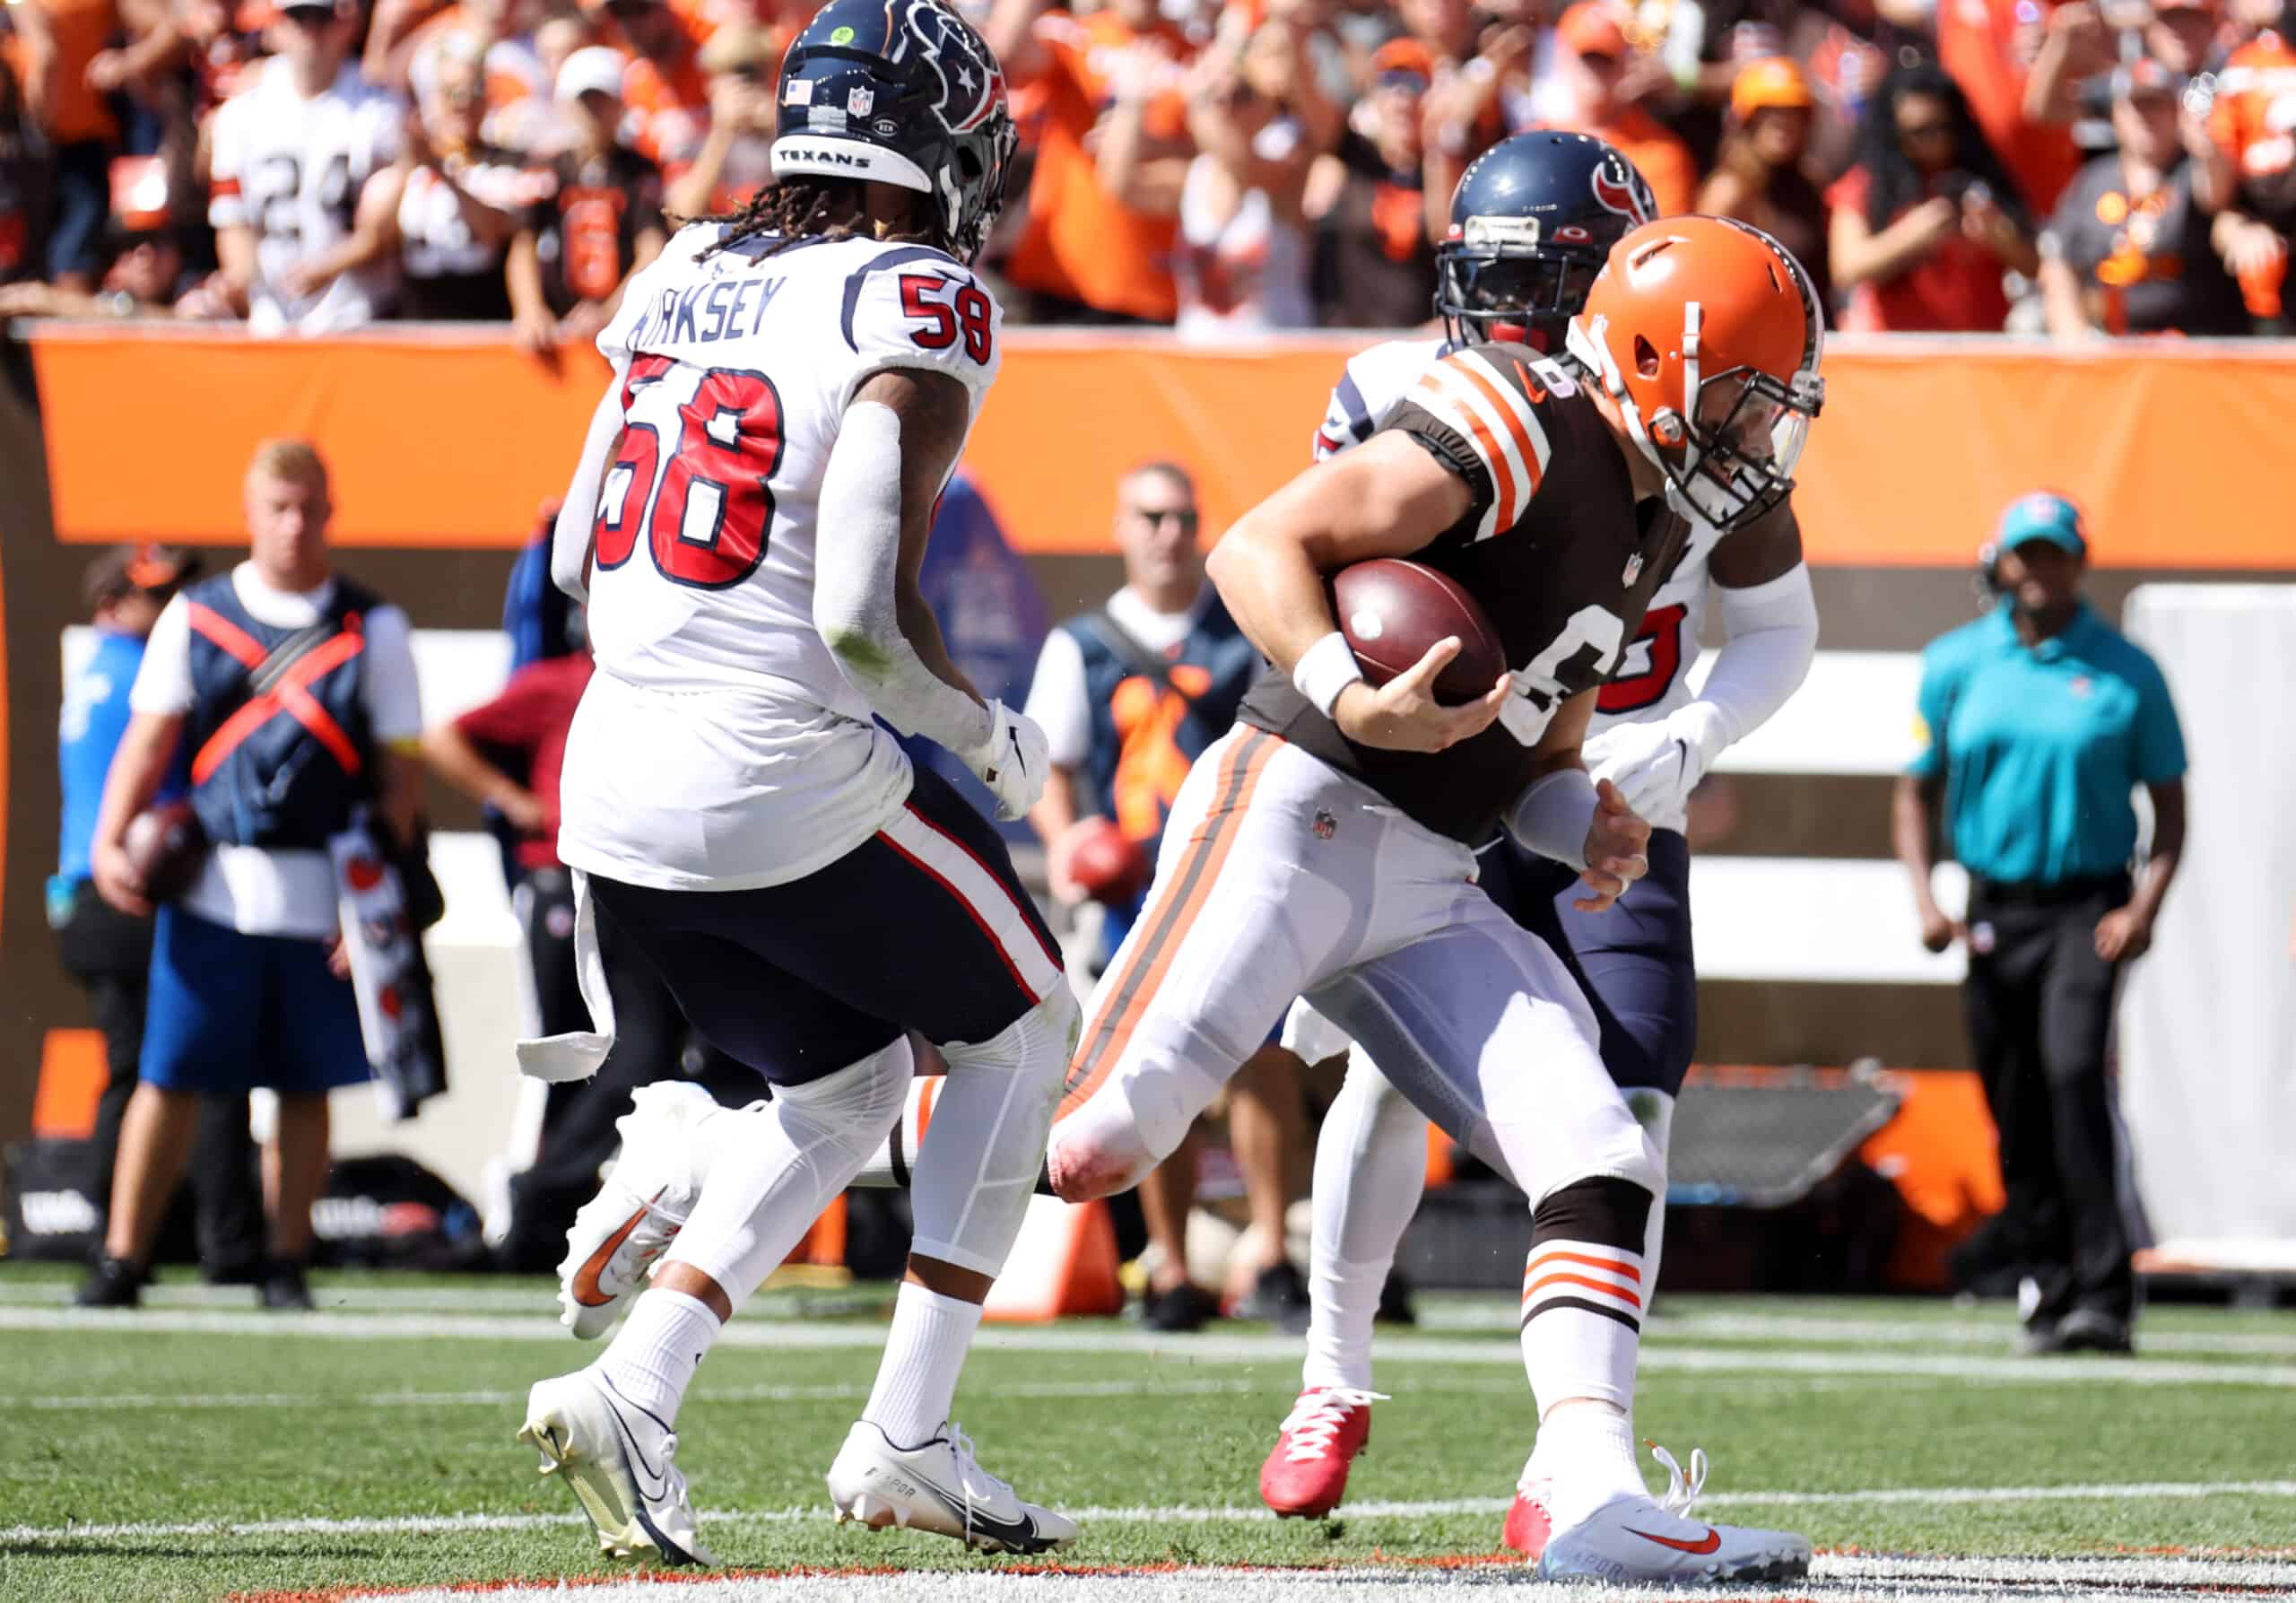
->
[5,327,2295,1189]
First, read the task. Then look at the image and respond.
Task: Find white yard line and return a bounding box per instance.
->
[10,1480,2296,1547]
[6,1305,2295,1389]
[14,1376,1261,1413]
[8,1283,2285,1354]
[304,1561,2296,1603]
[1414,1303,2296,1359]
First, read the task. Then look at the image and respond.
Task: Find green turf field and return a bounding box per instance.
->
[1,1263,2292,1602]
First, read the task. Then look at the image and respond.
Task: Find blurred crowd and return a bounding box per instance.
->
[1,0,2292,339]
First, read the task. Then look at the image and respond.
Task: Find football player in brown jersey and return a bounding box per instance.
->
[1048,215,1826,1583]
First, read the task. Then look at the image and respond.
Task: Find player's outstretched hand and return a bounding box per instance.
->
[971,699,1051,821]
[1573,778,1650,912]
[1333,637,1510,754]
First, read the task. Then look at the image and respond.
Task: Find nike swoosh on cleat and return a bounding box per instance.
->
[1626,1525,1723,1555]
[596,1385,667,1494]
[918,1482,1048,1552]
[570,1189,667,1308]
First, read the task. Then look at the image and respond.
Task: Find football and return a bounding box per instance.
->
[122,798,205,903]
[1329,558,1509,706]
[1059,815,1150,909]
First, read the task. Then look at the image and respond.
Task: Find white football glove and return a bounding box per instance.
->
[1584,703,1728,823]
[964,699,1050,822]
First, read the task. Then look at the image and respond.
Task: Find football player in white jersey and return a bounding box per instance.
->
[206,0,404,334]
[512,0,1080,1564]
[1258,135,1824,1559]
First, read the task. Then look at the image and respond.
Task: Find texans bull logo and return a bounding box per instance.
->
[1592,155,1654,224]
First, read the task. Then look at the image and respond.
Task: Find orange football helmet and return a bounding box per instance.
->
[1564,215,1824,530]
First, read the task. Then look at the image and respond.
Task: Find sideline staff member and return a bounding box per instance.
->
[1893,492,2187,1356]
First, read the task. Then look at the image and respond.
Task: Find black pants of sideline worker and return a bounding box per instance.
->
[1961,874,2135,1325]
[52,882,264,1275]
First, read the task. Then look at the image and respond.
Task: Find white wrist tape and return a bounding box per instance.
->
[813,399,993,758]
[1293,630,1366,719]
[1505,766,1600,871]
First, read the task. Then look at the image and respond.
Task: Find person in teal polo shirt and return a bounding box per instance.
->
[1892,492,2187,1356]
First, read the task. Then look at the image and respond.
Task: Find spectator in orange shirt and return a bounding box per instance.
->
[1700,56,1832,316]
[1539,2,1696,216]
[1939,0,2091,216]
[987,0,1198,324]
[2207,19,2296,323]
[5,0,167,289]
[1829,62,2040,331]
[605,0,710,173]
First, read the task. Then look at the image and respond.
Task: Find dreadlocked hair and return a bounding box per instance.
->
[698,176,943,259]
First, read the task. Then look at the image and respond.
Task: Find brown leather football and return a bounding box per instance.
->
[1329,558,1509,706]
[122,798,206,903]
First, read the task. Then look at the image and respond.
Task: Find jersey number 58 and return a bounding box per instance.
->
[594,354,784,589]
[900,274,993,364]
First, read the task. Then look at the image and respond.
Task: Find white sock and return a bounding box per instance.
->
[593,1288,720,1428]
[1302,1251,1386,1393]
[861,1282,983,1449]
[1302,1047,1426,1392]
[1530,1402,1647,1529]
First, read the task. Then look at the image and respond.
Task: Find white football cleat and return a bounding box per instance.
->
[557,1082,727,1338]
[1536,1443,1810,1584]
[518,1369,717,1566]
[826,1419,1079,1555]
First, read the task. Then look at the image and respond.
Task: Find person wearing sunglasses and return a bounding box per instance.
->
[1828,60,2039,331]
[1022,463,1301,1335]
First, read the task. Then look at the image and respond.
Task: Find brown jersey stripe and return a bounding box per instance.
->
[1057,729,1279,1118]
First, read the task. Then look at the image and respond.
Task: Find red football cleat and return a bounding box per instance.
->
[1501,1472,1553,1560]
[1258,1388,1384,1519]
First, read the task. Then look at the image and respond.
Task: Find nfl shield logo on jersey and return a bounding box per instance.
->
[1622,553,1644,585]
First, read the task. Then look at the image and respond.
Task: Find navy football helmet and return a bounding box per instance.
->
[771,0,1018,264]
[1435,131,1658,352]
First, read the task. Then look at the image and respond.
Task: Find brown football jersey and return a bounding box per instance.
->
[1239,344,1688,845]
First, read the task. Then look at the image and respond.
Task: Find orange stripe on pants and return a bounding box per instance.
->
[1056,730,1279,1121]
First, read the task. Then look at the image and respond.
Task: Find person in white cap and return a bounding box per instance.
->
[507,43,665,350]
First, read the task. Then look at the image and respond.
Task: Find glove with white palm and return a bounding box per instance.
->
[1583,703,1728,823]
[962,698,1050,821]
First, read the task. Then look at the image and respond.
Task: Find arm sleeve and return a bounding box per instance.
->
[1908,645,1957,780]
[359,605,424,745]
[812,399,996,763]
[128,597,196,716]
[1022,627,1092,770]
[2131,657,2189,783]
[1677,563,1821,754]
[836,252,1004,415]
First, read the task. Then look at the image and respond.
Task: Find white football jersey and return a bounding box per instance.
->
[1315,336,1727,753]
[557,223,1004,893]
[208,60,404,334]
